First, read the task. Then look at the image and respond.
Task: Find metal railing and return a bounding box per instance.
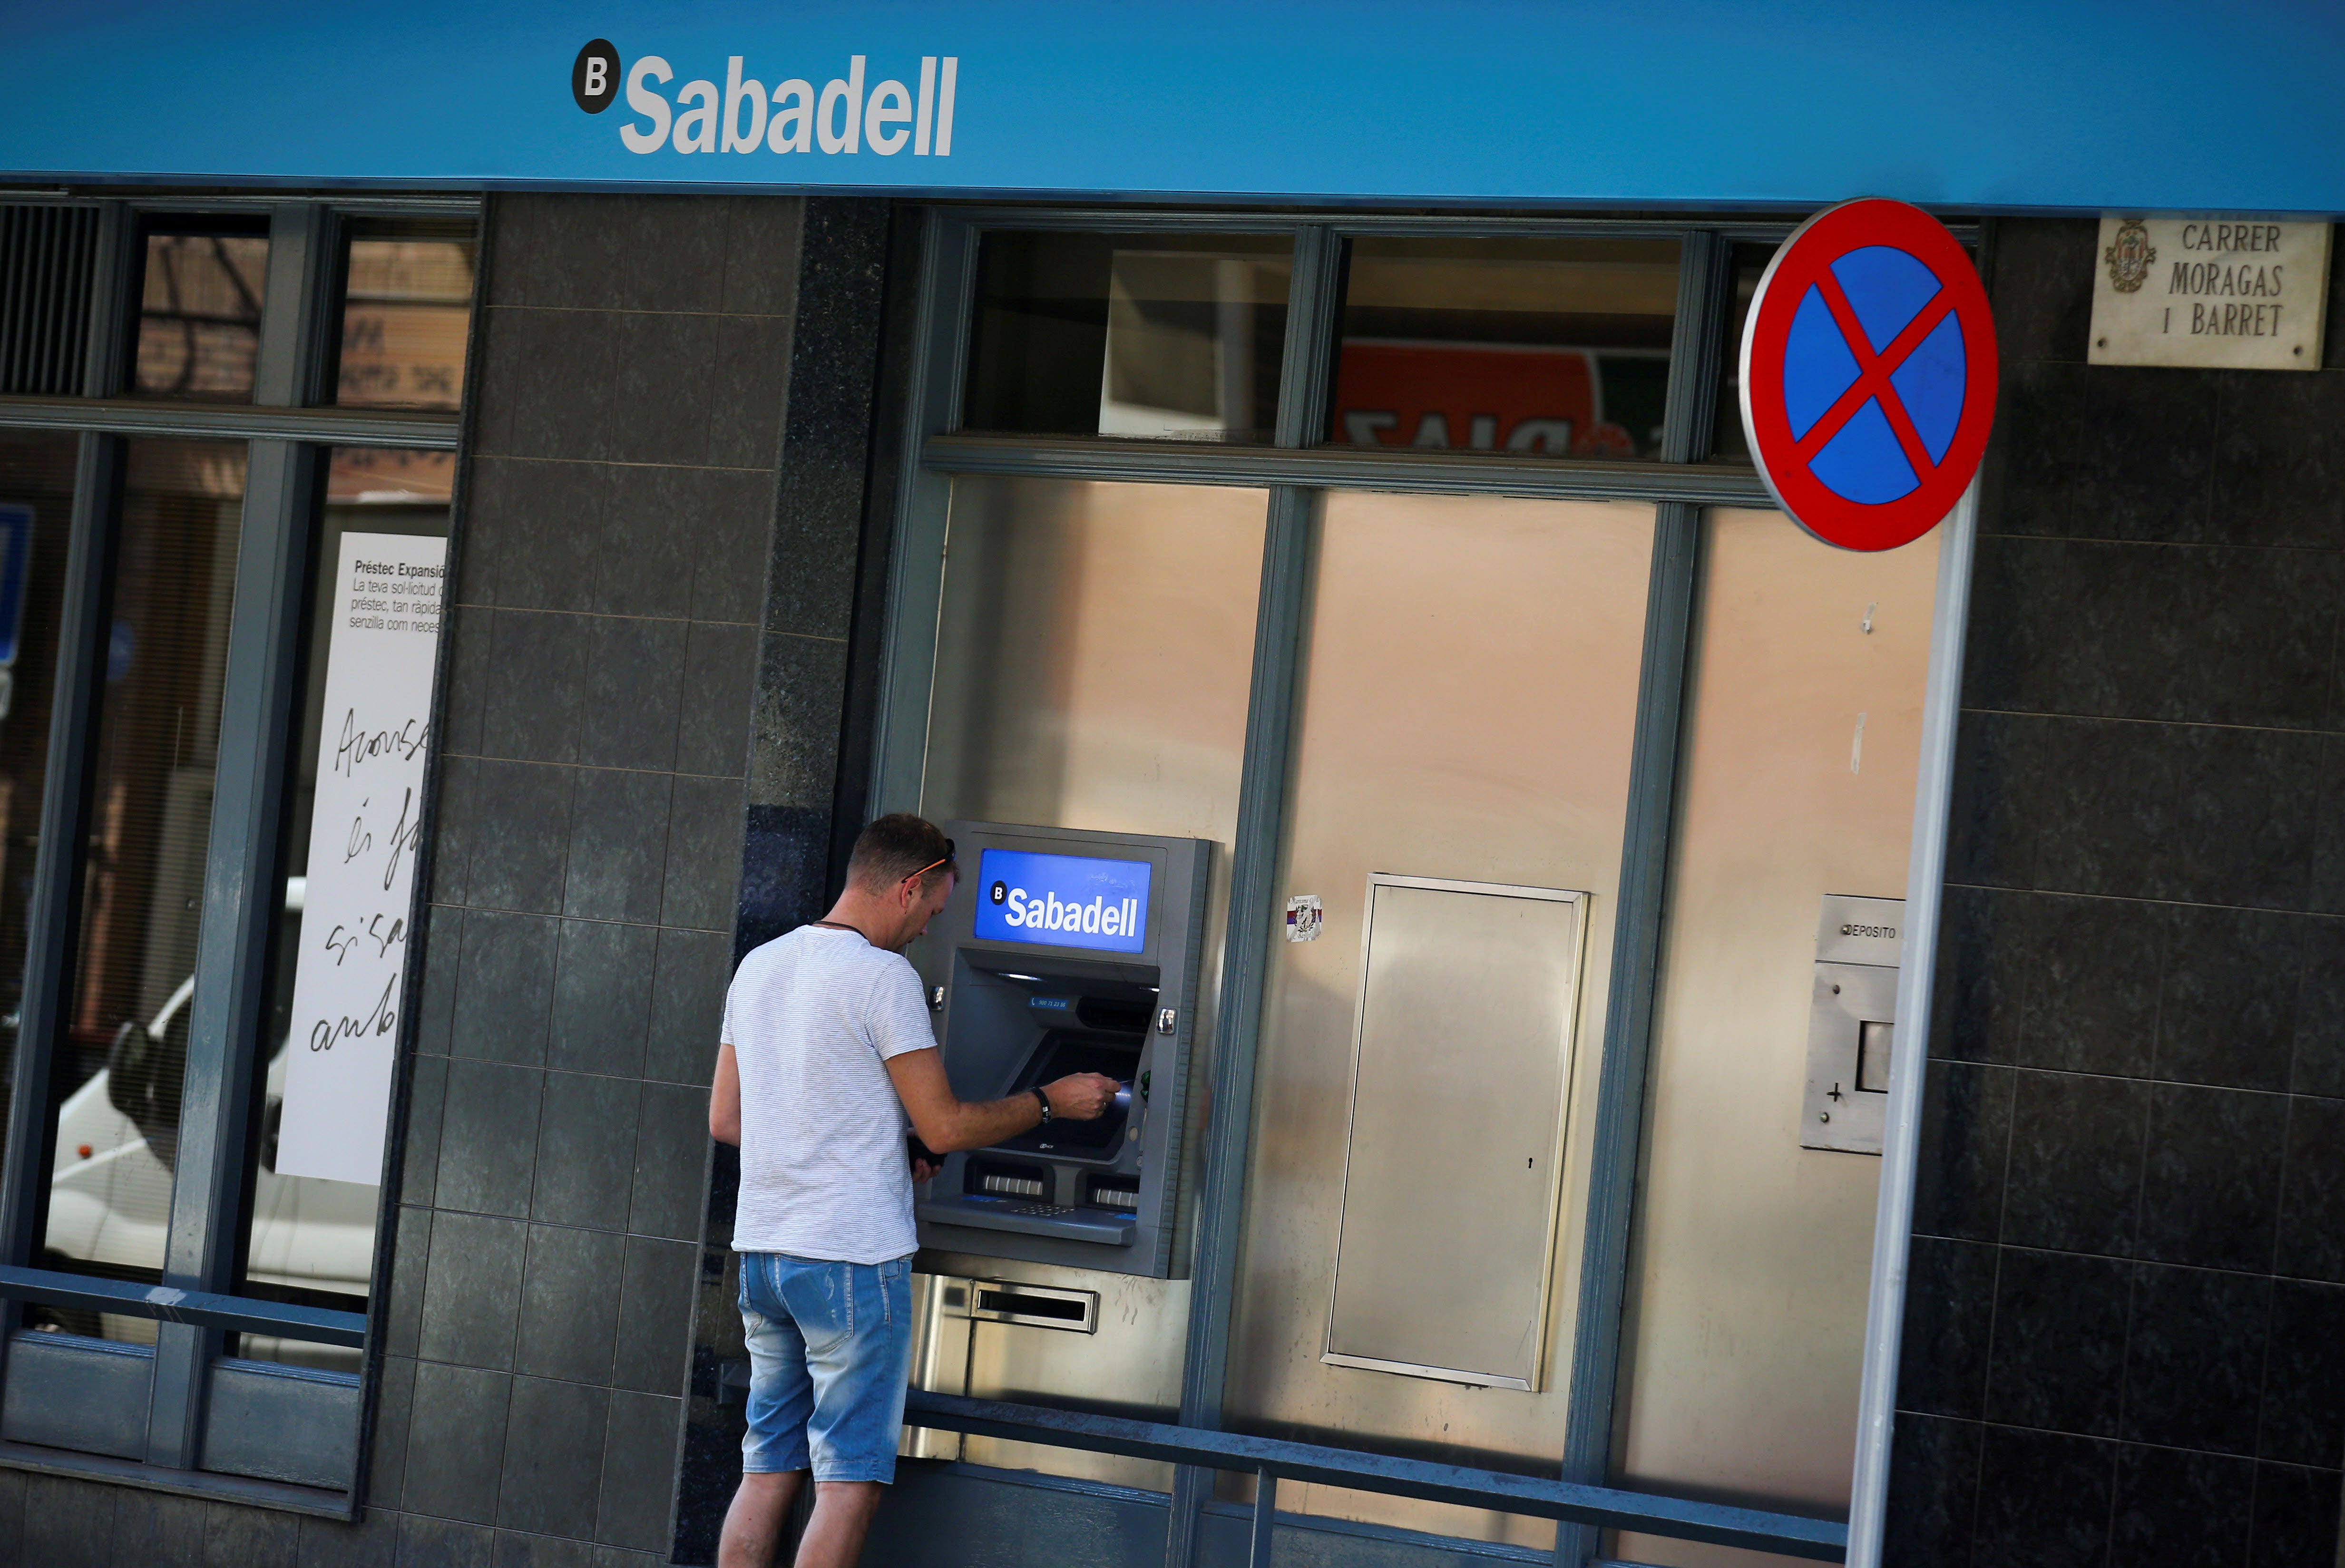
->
[903,1390,1848,1564]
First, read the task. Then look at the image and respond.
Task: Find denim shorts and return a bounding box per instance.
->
[737,1251,914,1483]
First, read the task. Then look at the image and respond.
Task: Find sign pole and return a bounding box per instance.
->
[1842,474,1980,1568]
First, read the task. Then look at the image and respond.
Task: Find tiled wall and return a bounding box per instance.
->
[671,199,899,1568]
[1889,220,2345,1567]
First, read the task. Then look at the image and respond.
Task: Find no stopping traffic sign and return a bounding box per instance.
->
[1740,199,1997,551]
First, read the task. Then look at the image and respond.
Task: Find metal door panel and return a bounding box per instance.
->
[1325,877,1586,1390]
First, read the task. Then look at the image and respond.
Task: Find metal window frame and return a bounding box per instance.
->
[864,204,1888,1568]
[0,192,480,1510]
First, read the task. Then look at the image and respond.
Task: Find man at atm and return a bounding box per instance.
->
[706,813,1119,1568]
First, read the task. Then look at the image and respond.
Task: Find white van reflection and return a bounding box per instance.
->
[39,876,373,1367]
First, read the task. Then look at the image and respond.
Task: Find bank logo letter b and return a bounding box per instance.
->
[574,39,622,113]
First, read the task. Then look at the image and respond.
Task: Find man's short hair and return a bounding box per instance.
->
[847,814,957,893]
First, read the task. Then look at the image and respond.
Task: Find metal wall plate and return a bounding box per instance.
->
[1801,895,1905,1155]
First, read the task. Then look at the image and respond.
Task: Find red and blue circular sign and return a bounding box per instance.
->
[1740,198,1997,552]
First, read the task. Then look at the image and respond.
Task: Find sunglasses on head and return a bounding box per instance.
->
[907,838,956,884]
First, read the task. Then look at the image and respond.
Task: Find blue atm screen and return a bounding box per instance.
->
[972,848,1151,954]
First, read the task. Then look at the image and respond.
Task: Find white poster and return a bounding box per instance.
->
[275,532,446,1184]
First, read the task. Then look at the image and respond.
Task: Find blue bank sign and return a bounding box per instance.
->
[974,849,1151,956]
[4,2,2345,212]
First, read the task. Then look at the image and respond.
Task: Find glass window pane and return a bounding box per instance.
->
[132,223,269,402]
[1326,237,1681,460]
[914,474,1263,1490]
[1709,242,1776,464]
[962,232,1292,444]
[0,432,81,1239]
[333,224,477,411]
[234,448,451,1371]
[42,438,245,1341]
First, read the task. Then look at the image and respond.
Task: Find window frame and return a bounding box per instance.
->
[0,193,476,1513]
[869,204,1985,1566]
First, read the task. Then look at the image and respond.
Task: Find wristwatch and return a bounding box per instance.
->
[1031,1086,1054,1124]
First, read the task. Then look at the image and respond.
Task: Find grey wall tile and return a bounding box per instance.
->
[497,1376,611,1539]
[662,775,744,931]
[483,610,586,764]
[1948,712,2322,909]
[204,1501,298,1568]
[2015,893,2161,1078]
[2291,917,2345,1098]
[2108,1443,2253,1568]
[441,604,492,753]
[645,928,731,1086]
[606,197,729,314]
[676,622,757,779]
[108,1490,203,1567]
[749,633,847,812]
[595,1392,683,1551]
[495,309,616,463]
[564,769,674,924]
[1992,360,2215,543]
[2211,369,2345,550]
[2278,1096,2345,1284]
[386,1205,432,1358]
[396,1511,496,1568]
[296,1510,397,1568]
[630,1082,711,1241]
[2157,906,2305,1092]
[369,1354,417,1507]
[1964,536,2343,730]
[1881,1413,1980,1568]
[21,1475,116,1568]
[415,908,461,1057]
[489,195,619,312]
[2003,1070,2150,1257]
[687,469,778,625]
[436,1060,543,1218]
[614,1236,698,1395]
[2261,1278,2345,1468]
[2246,1460,2341,1568]
[405,1362,514,1526]
[465,761,574,915]
[1912,1059,2013,1244]
[594,465,697,620]
[2311,736,2345,917]
[468,458,604,613]
[429,756,480,906]
[608,312,718,467]
[719,196,804,317]
[493,1531,599,1568]
[579,617,685,772]
[533,1071,641,1231]
[1983,216,2094,364]
[2122,1262,2268,1454]
[402,1053,449,1207]
[419,1209,528,1370]
[1984,1247,2130,1437]
[762,480,860,643]
[2137,1084,2287,1272]
[549,919,655,1078]
[707,314,792,470]
[0,1470,19,1561]
[451,910,558,1066]
[514,1222,624,1384]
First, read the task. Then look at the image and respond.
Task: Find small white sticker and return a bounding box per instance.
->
[1284,894,1323,942]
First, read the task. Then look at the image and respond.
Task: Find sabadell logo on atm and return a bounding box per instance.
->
[572,38,960,158]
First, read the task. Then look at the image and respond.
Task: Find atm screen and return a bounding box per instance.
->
[972,848,1151,954]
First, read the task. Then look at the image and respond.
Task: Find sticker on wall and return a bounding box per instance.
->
[275,532,447,1186]
[1285,894,1323,942]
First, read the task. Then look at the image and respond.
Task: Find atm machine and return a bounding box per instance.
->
[912,821,1211,1280]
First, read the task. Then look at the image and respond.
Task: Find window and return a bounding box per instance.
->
[0,200,475,1497]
